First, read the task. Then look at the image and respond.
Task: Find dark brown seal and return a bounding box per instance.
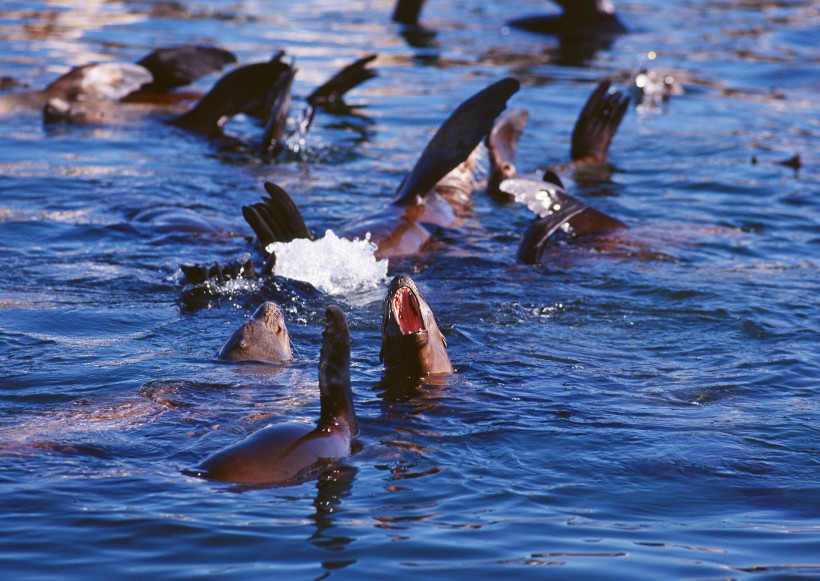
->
[194,305,357,485]
[381,275,452,376]
[218,301,292,364]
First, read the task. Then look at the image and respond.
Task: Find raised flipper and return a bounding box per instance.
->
[501,178,627,264]
[307,54,377,108]
[486,108,529,201]
[170,55,293,138]
[136,46,237,93]
[319,305,357,435]
[242,182,313,252]
[392,0,427,25]
[570,80,630,163]
[392,77,520,205]
[259,65,296,155]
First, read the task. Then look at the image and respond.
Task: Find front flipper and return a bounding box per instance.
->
[570,80,630,163]
[136,46,237,93]
[392,77,520,205]
[242,182,313,252]
[502,178,626,263]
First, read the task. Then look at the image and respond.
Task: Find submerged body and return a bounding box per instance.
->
[195,305,357,485]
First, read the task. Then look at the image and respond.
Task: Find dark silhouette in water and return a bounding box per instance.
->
[507,0,627,39]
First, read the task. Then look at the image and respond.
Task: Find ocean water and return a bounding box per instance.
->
[0,0,818,578]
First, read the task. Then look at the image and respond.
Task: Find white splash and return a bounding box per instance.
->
[266,230,388,300]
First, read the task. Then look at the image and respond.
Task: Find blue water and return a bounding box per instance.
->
[1,0,818,578]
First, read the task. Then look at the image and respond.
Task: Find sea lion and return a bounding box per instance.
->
[0,45,235,116]
[500,175,627,264]
[42,52,376,156]
[194,305,357,485]
[507,0,627,38]
[218,301,292,364]
[381,275,452,376]
[487,80,629,200]
[242,77,520,260]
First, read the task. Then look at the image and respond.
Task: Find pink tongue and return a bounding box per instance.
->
[395,288,424,334]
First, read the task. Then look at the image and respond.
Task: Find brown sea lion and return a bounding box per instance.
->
[194,305,357,485]
[500,175,627,264]
[0,46,235,116]
[218,301,292,364]
[42,52,376,157]
[380,275,452,376]
[242,77,520,260]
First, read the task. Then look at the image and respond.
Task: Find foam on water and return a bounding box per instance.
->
[266,229,388,300]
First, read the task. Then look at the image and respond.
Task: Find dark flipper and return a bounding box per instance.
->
[259,65,296,155]
[242,182,312,252]
[502,178,627,264]
[392,77,520,205]
[170,55,293,138]
[318,305,357,435]
[136,46,237,93]
[307,54,377,108]
[570,80,630,163]
[486,108,529,201]
[392,0,427,25]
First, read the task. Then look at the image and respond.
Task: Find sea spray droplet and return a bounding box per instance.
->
[267,230,389,297]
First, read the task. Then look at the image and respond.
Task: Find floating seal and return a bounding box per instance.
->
[194,305,357,485]
[218,301,292,364]
[1,45,235,116]
[381,275,452,376]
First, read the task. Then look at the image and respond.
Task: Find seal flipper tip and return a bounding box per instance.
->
[570,80,630,163]
[393,77,520,205]
[136,46,237,93]
[241,182,312,253]
[319,305,357,435]
[307,54,378,108]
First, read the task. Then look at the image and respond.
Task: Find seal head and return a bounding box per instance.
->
[380,275,452,376]
[218,301,292,364]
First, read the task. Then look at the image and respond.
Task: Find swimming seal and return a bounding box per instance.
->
[242,77,520,259]
[43,52,376,156]
[381,275,452,376]
[194,305,357,485]
[0,45,235,116]
[218,301,292,364]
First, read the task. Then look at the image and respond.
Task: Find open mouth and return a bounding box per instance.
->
[392,286,425,335]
